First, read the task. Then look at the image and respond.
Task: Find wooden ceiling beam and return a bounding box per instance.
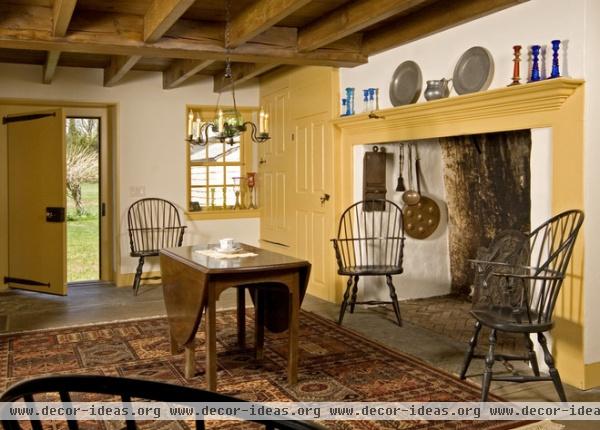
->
[298,0,426,52]
[226,0,312,48]
[363,0,529,55]
[43,51,61,84]
[104,55,142,87]
[163,59,215,89]
[144,0,196,43]
[52,0,78,37]
[213,63,280,93]
[43,0,77,84]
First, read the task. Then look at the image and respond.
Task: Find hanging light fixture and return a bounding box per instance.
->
[186,1,270,147]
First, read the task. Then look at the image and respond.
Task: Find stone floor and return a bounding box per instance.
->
[1,284,599,429]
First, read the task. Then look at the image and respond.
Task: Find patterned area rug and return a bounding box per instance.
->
[0,310,525,429]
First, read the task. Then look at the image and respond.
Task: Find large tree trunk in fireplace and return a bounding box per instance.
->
[439,130,531,296]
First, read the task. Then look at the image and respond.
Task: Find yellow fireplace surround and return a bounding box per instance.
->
[332,78,594,389]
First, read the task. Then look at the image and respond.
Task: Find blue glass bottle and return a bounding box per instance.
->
[345,87,355,115]
[550,40,561,78]
[368,88,376,111]
[530,45,541,82]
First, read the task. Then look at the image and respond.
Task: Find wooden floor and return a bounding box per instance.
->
[1,284,599,429]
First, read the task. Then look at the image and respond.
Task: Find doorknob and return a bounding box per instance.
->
[320,193,330,205]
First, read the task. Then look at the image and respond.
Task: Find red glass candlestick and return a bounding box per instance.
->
[509,45,522,86]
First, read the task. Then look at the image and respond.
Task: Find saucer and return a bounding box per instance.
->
[213,246,242,254]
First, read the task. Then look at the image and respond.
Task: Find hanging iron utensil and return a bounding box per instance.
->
[403,144,441,239]
[395,143,406,192]
[402,143,420,205]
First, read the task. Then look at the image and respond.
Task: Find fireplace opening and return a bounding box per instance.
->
[353,128,552,346]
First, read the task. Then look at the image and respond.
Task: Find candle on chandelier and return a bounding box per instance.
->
[259,109,265,133]
[187,110,194,136]
[217,109,224,131]
[264,113,269,134]
[193,113,202,139]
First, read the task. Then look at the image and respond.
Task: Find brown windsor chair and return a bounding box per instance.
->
[459,209,584,402]
[331,199,405,326]
[127,198,187,295]
[0,375,324,430]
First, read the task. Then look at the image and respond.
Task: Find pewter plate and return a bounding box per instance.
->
[389,60,422,106]
[453,46,494,95]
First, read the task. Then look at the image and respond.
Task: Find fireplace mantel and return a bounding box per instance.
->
[331,76,592,389]
[332,77,584,145]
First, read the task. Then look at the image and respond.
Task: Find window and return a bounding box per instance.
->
[186,106,257,219]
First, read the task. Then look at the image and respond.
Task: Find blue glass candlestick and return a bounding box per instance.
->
[550,40,561,78]
[530,45,541,82]
[362,89,369,113]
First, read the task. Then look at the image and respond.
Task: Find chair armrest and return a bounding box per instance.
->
[489,270,563,282]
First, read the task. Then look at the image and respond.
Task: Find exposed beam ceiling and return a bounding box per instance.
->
[0,0,529,89]
[0,9,365,67]
[43,0,77,84]
[226,0,312,48]
[163,59,215,89]
[298,0,426,52]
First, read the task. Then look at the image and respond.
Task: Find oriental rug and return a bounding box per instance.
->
[0,310,525,429]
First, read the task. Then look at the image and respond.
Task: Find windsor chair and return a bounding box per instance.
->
[460,210,584,402]
[0,375,323,430]
[127,198,187,295]
[331,199,405,326]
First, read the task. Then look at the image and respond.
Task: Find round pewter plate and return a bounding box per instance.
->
[389,60,422,106]
[453,46,494,95]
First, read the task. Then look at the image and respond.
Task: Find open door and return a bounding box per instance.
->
[5,108,67,295]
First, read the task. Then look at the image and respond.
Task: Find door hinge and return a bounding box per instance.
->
[4,276,50,287]
[101,202,106,217]
[3,112,56,125]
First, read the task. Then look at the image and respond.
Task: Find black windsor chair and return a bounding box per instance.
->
[460,209,584,402]
[127,198,186,295]
[331,199,405,326]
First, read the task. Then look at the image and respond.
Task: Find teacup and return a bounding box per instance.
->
[219,238,235,250]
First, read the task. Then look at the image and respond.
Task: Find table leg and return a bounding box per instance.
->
[254,288,265,360]
[170,334,179,354]
[237,287,246,349]
[288,287,299,384]
[184,341,195,379]
[206,288,217,391]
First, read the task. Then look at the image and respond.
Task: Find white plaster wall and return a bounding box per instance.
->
[0,63,260,278]
[341,0,585,109]
[353,140,451,301]
[583,0,600,364]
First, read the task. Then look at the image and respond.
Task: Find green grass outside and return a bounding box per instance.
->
[67,182,99,282]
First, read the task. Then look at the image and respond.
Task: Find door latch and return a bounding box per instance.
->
[46,207,65,222]
[320,193,330,206]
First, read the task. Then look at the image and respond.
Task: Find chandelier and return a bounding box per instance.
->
[186,1,270,147]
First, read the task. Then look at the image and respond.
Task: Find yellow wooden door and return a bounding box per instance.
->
[6,108,67,295]
[293,113,335,300]
[259,87,294,248]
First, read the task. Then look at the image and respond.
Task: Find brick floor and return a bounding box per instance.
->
[380,294,527,356]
